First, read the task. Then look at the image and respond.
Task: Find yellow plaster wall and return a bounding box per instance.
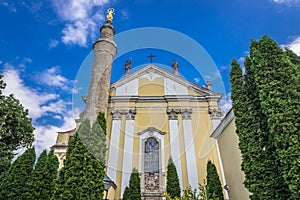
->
[191,109,222,186]
[138,77,165,96]
[218,117,250,200]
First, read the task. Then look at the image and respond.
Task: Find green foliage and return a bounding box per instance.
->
[0,147,36,200]
[53,115,107,200]
[166,157,181,199]
[230,35,300,199]
[97,112,107,135]
[26,150,59,200]
[165,182,207,200]
[0,74,34,181]
[122,168,141,200]
[206,161,224,200]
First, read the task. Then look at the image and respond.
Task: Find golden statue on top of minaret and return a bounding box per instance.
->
[106,8,115,23]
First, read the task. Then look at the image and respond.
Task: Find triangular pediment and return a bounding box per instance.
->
[111,64,220,97]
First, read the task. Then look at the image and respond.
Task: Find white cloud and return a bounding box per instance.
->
[283,36,300,56]
[38,66,73,91]
[1,1,17,13]
[2,67,76,156]
[193,77,201,83]
[2,69,59,120]
[273,0,300,6]
[220,93,232,114]
[34,114,75,156]
[120,9,129,20]
[204,70,222,81]
[49,39,59,49]
[51,0,112,47]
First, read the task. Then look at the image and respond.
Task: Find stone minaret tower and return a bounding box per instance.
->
[83,9,117,122]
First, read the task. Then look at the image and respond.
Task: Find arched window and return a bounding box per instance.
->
[144,137,159,173]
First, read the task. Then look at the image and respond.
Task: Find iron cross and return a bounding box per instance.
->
[147,53,155,63]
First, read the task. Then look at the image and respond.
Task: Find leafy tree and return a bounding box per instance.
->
[0,74,34,181]
[122,168,141,200]
[0,147,36,200]
[53,116,107,200]
[206,161,224,200]
[166,157,181,199]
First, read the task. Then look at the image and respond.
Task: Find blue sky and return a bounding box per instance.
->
[1,0,300,155]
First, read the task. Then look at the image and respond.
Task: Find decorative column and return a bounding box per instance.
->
[209,107,224,130]
[181,108,199,190]
[107,109,123,182]
[121,109,136,197]
[167,108,183,189]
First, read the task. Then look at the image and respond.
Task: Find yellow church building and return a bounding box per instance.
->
[52,10,250,200]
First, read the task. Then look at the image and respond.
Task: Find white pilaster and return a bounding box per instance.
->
[182,118,199,189]
[121,119,135,196]
[107,119,122,182]
[169,119,183,190]
[215,140,229,200]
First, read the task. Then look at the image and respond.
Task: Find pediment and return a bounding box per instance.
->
[110,64,220,97]
[138,127,165,136]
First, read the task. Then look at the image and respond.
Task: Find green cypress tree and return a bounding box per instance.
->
[250,35,300,198]
[166,157,181,199]
[123,186,131,200]
[54,117,107,200]
[97,112,107,135]
[29,150,59,200]
[122,168,141,200]
[0,147,35,200]
[231,57,290,199]
[206,161,224,200]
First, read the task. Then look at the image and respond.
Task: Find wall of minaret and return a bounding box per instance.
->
[83,22,117,122]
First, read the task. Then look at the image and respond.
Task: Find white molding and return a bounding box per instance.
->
[110,64,221,97]
[210,109,234,138]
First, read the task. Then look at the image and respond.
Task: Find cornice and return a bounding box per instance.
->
[210,109,234,138]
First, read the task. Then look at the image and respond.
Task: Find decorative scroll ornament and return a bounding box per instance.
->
[144,172,160,192]
[125,109,137,120]
[181,108,193,120]
[167,108,180,120]
[111,109,123,120]
[208,107,224,119]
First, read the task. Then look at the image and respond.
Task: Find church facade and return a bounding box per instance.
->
[52,13,250,200]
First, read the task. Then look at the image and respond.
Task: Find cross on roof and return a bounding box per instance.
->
[147,53,155,63]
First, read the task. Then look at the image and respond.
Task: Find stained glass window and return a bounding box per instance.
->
[144,137,159,173]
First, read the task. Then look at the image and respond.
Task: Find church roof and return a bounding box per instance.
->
[110,64,222,98]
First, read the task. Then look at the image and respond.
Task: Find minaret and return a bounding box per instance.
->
[83,9,117,122]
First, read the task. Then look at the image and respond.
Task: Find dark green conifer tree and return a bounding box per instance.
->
[250,35,300,198]
[122,168,141,200]
[0,147,35,200]
[54,116,107,200]
[206,161,224,200]
[28,150,59,200]
[166,157,181,199]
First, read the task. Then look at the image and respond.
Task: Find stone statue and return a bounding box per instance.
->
[106,8,115,23]
[125,58,132,75]
[172,59,179,75]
